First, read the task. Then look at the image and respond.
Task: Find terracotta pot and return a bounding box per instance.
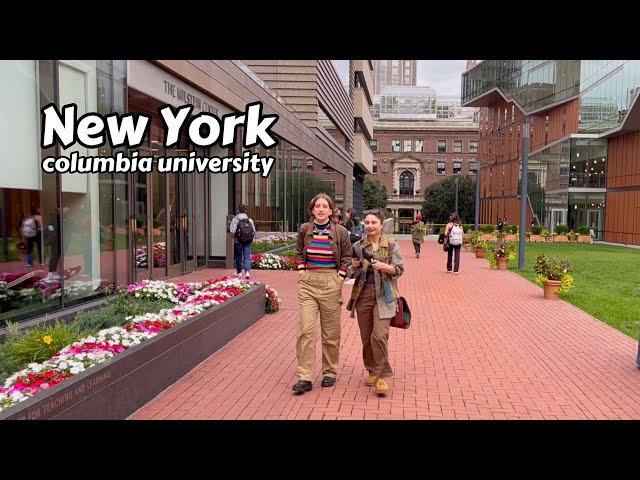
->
[481,234,497,242]
[543,279,562,300]
[554,235,569,243]
[475,248,485,258]
[496,257,508,270]
[504,234,518,242]
[578,235,591,243]
[529,235,544,243]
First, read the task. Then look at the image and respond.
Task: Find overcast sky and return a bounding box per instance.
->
[332,60,467,98]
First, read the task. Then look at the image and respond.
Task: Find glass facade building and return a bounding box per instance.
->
[462,60,640,240]
[0,59,351,327]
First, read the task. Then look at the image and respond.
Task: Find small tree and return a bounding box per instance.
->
[422,175,476,224]
[363,178,388,210]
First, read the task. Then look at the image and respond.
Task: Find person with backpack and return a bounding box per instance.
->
[229,204,256,279]
[347,208,404,396]
[445,212,464,275]
[410,214,425,258]
[21,208,40,267]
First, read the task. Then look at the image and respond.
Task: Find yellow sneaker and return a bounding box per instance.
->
[375,377,389,395]
[365,374,377,386]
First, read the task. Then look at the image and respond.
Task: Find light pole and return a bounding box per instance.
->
[518,116,531,270]
[474,162,480,231]
[455,174,459,214]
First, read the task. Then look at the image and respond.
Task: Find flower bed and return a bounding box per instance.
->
[0,276,280,415]
[250,252,296,270]
[251,234,297,253]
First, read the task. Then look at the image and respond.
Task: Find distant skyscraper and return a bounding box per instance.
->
[374,60,417,95]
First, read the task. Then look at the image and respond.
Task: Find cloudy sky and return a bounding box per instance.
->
[332,60,467,98]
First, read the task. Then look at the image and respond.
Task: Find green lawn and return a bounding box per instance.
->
[507,243,640,339]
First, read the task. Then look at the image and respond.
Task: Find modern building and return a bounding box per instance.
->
[462,60,640,244]
[350,60,375,215]
[373,60,417,95]
[372,85,478,122]
[0,59,357,326]
[369,116,479,232]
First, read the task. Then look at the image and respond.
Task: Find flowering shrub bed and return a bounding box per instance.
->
[0,276,280,413]
[251,234,297,253]
[250,253,296,270]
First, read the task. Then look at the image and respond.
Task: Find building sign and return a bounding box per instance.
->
[127,60,233,117]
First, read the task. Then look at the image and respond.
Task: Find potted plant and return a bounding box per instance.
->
[487,235,517,270]
[480,224,497,241]
[567,231,577,242]
[540,229,553,242]
[576,226,591,243]
[466,231,480,253]
[553,225,569,242]
[529,224,544,242]
[475,239,488,258]
[534,253,574,300]
[504,224,518,241]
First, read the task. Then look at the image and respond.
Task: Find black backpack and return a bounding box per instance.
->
[235,218,255,244]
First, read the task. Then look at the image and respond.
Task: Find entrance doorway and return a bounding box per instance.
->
[587,209,602,240]
[398,209,414,234]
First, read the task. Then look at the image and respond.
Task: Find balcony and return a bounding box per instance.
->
[388,194,423,203]
[354,87,374,139]
[353,132,373,174]
[353,60,374,102]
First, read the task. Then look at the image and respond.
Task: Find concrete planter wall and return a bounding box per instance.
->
[0,285,266,420]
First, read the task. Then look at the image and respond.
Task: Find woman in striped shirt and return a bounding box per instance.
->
[292,193,352,395]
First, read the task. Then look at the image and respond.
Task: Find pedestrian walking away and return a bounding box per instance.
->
[229,204,256,280]
[445,212,463,275]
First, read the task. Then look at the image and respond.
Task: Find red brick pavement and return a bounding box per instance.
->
[129,240,640,420]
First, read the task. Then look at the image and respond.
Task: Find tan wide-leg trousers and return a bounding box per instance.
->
[296,269,343,381]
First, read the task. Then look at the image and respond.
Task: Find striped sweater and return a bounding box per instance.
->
[298,222,345,277]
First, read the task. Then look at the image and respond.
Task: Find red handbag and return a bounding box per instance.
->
[390,296,411,329]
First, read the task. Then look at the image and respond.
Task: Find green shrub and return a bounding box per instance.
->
[506,224,518,234]
[531,225,543,235]
[576,226,590,235]
[73,296,174,334]
[480,224,496,234]
[463,224,473,233]
[0,320,84,378]
[554,225,569,235]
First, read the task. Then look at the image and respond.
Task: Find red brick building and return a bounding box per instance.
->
[368,119,479,231]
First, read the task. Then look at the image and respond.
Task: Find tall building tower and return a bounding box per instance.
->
[373,60,417,95]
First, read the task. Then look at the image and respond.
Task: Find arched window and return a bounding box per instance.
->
[399,171,414,196]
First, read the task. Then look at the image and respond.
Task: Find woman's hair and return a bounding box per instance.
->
[238,204,248,214]
[363,208,385,224]
[308,193,336,222]
[346,207,355,217]
[450,212,461,224]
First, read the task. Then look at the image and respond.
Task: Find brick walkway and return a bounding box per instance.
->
[129,240,640,420]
